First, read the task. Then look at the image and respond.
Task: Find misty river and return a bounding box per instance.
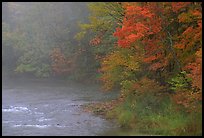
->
[2,78,123,136]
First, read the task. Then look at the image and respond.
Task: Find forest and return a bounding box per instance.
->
[2,2,202,136]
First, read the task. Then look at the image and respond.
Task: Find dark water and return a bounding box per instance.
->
[2,78,122,136]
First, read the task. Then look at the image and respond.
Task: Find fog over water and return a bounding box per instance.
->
[2,2,122,136]
[2,78,122,136]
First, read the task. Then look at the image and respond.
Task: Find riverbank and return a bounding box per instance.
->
[81,94,202,136]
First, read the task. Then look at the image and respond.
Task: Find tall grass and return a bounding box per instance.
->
[106,93,202,136]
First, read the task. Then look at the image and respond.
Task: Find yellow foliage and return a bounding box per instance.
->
[100,49,140,91]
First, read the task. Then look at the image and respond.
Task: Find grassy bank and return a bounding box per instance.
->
[82,93,202,136]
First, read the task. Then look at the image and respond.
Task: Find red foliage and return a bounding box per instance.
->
[149,62,163,71]
[172,90,202,112]
[113,3,166,72]
[143,55,157,63]
[171,2,191,12]
[90,36,101,46]
[113,5,154,48]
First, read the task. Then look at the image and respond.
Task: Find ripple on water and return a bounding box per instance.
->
[12,124,72,129]
[3,120,22,124]
[37,117,52,122]
[12,124,51,128]
[2,106,30,113]
[33,111,44,115]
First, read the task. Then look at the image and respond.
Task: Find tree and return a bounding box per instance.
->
[3,2,89,78]
[74,2,125,81]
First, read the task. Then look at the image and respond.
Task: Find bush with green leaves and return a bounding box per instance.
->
[167,71,192,91]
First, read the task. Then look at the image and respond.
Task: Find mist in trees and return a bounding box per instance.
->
[2,2,202,136]
[2,2,91,80]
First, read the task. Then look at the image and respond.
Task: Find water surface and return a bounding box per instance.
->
[2,78,120,136]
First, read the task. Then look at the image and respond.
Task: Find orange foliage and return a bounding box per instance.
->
[174,43,185,49]
[143,55,157,63]
[175,48,202,112]
[113,4,155,48]
[177,6,202,54]
[132,77,165,95]
[89,36,101,46]
[184,48,202,91]
[113,3,167,72]
[172,90,202,112]
[171,2,191,12]
[100,2,202,112]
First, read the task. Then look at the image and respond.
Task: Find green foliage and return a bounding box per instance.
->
[35,64,51,77]
[2,22,23,75]
[107,92,202,135]
[15,64,36,73]
[74,30,86,41]
[117,108,135,128]
[75,2,120,42]
[15,63,51,77]
[3,2,90,78]
[120,80,136,97]
[105,75,201,135]
[167,71,192,91]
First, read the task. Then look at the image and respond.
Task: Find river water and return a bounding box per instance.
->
[2,78,122,136]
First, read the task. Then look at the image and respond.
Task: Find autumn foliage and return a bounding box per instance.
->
[50,48,74,75]
[98,2,202,113]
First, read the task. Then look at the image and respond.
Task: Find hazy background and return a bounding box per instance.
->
[2,2,96,82]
